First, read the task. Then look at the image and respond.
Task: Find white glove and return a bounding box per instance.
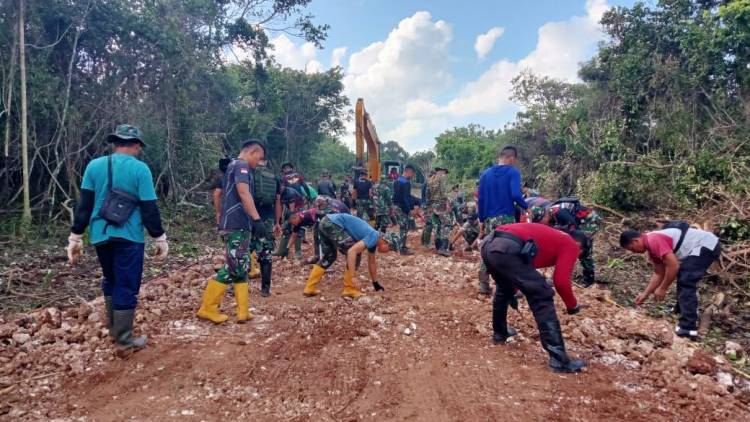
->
[154,234,169,259]
[67,233,83,265]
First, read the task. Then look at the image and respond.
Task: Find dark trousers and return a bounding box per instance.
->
[95,241,145,310]
[677,245,721,330]
[481,238,558,333]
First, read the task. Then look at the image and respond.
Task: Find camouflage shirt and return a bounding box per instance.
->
[426,174,448,205]
[373,181,394,215]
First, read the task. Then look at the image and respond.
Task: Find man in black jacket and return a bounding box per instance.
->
[392,165,421,255]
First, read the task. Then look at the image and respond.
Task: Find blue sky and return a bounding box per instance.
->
[260,0,638,152]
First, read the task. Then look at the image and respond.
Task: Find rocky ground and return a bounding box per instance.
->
[1,232,749,421]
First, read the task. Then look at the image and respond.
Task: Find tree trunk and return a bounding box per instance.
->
[3,21,17,158]
[19,0,31,224]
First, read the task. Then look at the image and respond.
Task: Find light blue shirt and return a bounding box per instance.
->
[327,213,380,249]
[81,153,157,245]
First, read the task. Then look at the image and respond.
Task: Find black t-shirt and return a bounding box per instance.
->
[219,160,253,231]
[353,179,373,200]
[317,179,336,197]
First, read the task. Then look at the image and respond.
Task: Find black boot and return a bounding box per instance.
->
[260,261,272,297]
[104,296,114,337]
[581,269,595,288]
[112,309,147,350]
[537,320,586,373]
[478,270,491,295]
[492,294,517,344]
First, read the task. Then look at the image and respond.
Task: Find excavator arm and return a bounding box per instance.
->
[355,98,381,181]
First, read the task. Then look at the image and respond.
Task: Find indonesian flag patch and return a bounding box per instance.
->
[240,168,248,174]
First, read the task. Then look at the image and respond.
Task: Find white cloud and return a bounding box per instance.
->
[331,47,347,68]
[268,34,322,73]
[474,27,505,60]
[341,11,453,150]
[386,1,612,151]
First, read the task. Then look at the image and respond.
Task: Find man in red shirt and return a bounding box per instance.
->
[481,223,587,373]
[620,226,720,340]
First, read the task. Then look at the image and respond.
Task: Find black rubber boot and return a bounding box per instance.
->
[112,309,147,351]
[581,270,595,288]
[104,296,114,337]
[492,293,516,344]
[273,234,290,258]
[537,320,586,373]
[260,261,272,297]
[294,235,303,260]
[478,270,491,295]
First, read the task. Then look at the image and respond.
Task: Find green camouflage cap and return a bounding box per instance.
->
[106,124,146,146]
[382,232,402,252]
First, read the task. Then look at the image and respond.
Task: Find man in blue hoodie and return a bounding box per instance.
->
[476,145,528,294]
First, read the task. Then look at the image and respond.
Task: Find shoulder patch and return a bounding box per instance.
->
[240,168,249,174]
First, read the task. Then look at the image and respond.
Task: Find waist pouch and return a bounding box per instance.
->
[490,230,538,263]
[98,155,138,227]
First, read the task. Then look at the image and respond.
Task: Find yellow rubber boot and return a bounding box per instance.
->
[197,279,229,324]
[303,265,326,297]
[341,269,364,299]
[233,282,253,322]
[249,252,261,279]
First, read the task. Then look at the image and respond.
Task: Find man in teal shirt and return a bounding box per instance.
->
[67,124,168,353]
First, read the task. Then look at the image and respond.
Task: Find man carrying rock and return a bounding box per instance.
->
[302,213,402,298]
[197,140,267,324]
[477,145,528,295]
[67,124,168,352]
[619,223,720,340]
[481,222,587,373]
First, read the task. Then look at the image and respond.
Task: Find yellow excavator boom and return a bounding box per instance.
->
[354,98,381,181]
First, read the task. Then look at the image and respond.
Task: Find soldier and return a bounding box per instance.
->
[296,195,350,265]
[197,140,267,324]
[392,165,422,255]
[317,169,337,198]
[302,213,402,298]
[451,185,466,224]
[373,176,394,233]
[426,167,453,257]
[352,169,374,223]
[276,162,309,260]
[476,146,528,295]
[249,163,283,296]
[339,175,353,209]
[531,197,602,287]
[450,201,480,251]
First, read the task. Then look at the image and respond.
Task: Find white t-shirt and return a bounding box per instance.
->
[654,228,719,260]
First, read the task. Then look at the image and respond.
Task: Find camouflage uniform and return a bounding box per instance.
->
[251,219,276,266]
[479,214,516,272]
[426,174,453,254]
[373,179,394,233]
[317,216,360,269]
[574,209,601,285]
[462,203,480,247]
[215,230,252,284]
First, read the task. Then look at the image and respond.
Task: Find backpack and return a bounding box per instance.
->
[252,165,278,207]
[304,183,318,200]
[551,196,601,234]
[662,220,690,253]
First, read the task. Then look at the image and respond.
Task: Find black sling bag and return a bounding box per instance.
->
[97,155,139,227]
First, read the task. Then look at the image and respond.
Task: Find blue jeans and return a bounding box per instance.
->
[95,241,145,310]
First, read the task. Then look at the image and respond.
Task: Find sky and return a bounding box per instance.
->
[252,0,638,152]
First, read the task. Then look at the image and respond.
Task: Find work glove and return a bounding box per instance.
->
[251,219,267,238]
[67,233,83,265]
[154,234,169,259]
[372,281,385,291]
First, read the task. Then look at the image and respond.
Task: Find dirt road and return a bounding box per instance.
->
[1,241,748,421]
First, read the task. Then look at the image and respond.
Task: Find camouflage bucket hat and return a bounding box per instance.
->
[106,124,145,146]
[382,232,402,251]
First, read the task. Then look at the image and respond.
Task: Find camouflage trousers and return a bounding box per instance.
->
[393,207,410,251]
[579,237,595,282]
[251,218,276,265]
[356,199,373,222]
[375,213,391,233]
[430,203,453,246]
[318,216,358,269]
[463,220,480,245]
[421,204,433,246]
[216,230,252,284]
[480,214,516,272]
